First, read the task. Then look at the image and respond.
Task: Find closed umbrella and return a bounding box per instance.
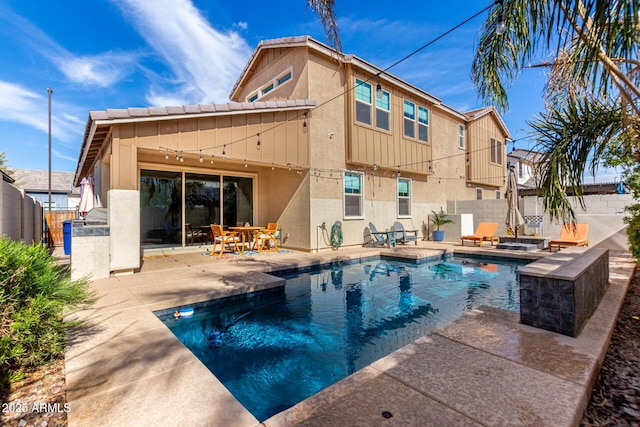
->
[506,166,524,241]
[79,176,95,217]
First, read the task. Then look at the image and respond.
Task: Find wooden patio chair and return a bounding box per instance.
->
[363,222,390,247]
[185,224,205,246]
[549,223,589,252]
[391,221,418,245]
[460,222,499,247]
[209,224,240,257]
[254,222,279,252]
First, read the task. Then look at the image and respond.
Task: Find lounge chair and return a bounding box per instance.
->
[549,223,589,252]
[460,222,499,247]
[391,221,418,245]
[254,222,279,252]
[209,224,240,257]
[363,222,391,248]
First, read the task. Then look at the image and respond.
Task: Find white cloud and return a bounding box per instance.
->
[0,81,82,143]
[55,51,139,88]
[3,9,138,88]
[235,21,248,31]
[113,0,253,105]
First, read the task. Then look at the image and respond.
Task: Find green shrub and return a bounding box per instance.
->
[0,236,93,385]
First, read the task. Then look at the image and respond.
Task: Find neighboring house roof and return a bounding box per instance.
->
[519,181,626,196]
[507,149,544,166]
[229,36,511,138]
[75,99,316,186]
[13,168,80,195]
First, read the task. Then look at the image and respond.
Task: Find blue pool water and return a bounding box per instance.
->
[158,255,526,421]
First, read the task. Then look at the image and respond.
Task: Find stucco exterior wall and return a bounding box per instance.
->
[109,189,140,273]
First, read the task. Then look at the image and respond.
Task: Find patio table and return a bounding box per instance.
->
[229,226,263,254]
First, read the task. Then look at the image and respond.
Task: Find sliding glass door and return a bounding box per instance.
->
[140,169,253,248]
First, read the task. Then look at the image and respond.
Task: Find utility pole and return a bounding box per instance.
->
[47,87,53,246]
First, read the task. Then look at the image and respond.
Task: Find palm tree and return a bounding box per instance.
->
[309,1,639,248]
[472,0,639,223]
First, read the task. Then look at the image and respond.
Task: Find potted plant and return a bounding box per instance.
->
[430,210,453,242]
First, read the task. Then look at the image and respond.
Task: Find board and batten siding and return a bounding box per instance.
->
[466,113,506,188]
[346,73,431,175]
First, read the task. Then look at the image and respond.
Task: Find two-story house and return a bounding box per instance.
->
[73,36,510,276]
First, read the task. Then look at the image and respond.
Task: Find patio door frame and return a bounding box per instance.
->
[139,162,258,248]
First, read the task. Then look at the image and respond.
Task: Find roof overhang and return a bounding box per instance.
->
[73,100,316,186]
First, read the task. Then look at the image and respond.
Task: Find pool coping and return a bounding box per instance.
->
[64,243,635,426]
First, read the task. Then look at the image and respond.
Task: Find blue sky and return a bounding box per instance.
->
[0,0,568,178]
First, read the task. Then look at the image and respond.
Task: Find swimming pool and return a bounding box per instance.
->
[158,255,526,422]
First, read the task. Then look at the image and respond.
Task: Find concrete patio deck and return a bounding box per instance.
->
[63,241,636,426]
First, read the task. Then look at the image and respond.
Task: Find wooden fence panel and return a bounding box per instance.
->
[45,210,76,247]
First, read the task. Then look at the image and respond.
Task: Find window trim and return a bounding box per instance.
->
[343,170,365,219]
[355,78,373,126]
[397,177,412,218]
[245,66,294,102]
[403,99,430,143]
[375,89,391,131]
[490,138,503,165]
[458,124,465,149]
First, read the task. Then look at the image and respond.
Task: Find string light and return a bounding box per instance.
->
[496,0,506,35]
[302,112,307,128]
[164,150,169,160]
[376,73,383,99]
[244,159,248,168]
[222,145,226,158]
[179,151,184,162]
[175,151,179,161]
[256,133,261,151]
[210,155,215,164]
[199,150,203,163]
[271,163,275,171]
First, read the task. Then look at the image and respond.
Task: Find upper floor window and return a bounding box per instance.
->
[344,171,364,218]
[403,101,416,139]
[404,101,429,142]
[397,178,411,217]
[476,188,484,200]
[458,124,465,149]
[490,138,503,165]
[245,67,294,102]
[376,90,390,131]
[495,190,501,199]
[518,161,524,178]
[355,79,372,125]
[418,106,429,142]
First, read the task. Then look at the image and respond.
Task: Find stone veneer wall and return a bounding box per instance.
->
[518,247,609,337]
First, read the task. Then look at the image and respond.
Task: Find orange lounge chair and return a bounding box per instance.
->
[460,222,499,247]
[549,223,589,252]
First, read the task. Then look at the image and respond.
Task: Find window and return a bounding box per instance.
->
[490,138,503,165]
[495,190,501,199]
[458,124,465,149]
[277,71,292,85]
[476,188,483,200]
[403,101,415,138]
[245,67,294,101]
[518,161,524,178]
[397,178,411,217]
[404,101,429,142]
[262,83,274,95]
[355,79,372,125]
[344,171,364,218]
[376,90,390,131]
[418,106,429,142]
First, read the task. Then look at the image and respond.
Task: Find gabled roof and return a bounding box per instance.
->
[13,168,80,194]
[230,36,511,135]
[74,100,316,186]
[463,106,511,139]
[230,36,444,108]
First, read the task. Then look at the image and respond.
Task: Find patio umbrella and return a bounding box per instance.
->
[78,176,95,217]
[506,166,524,241]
